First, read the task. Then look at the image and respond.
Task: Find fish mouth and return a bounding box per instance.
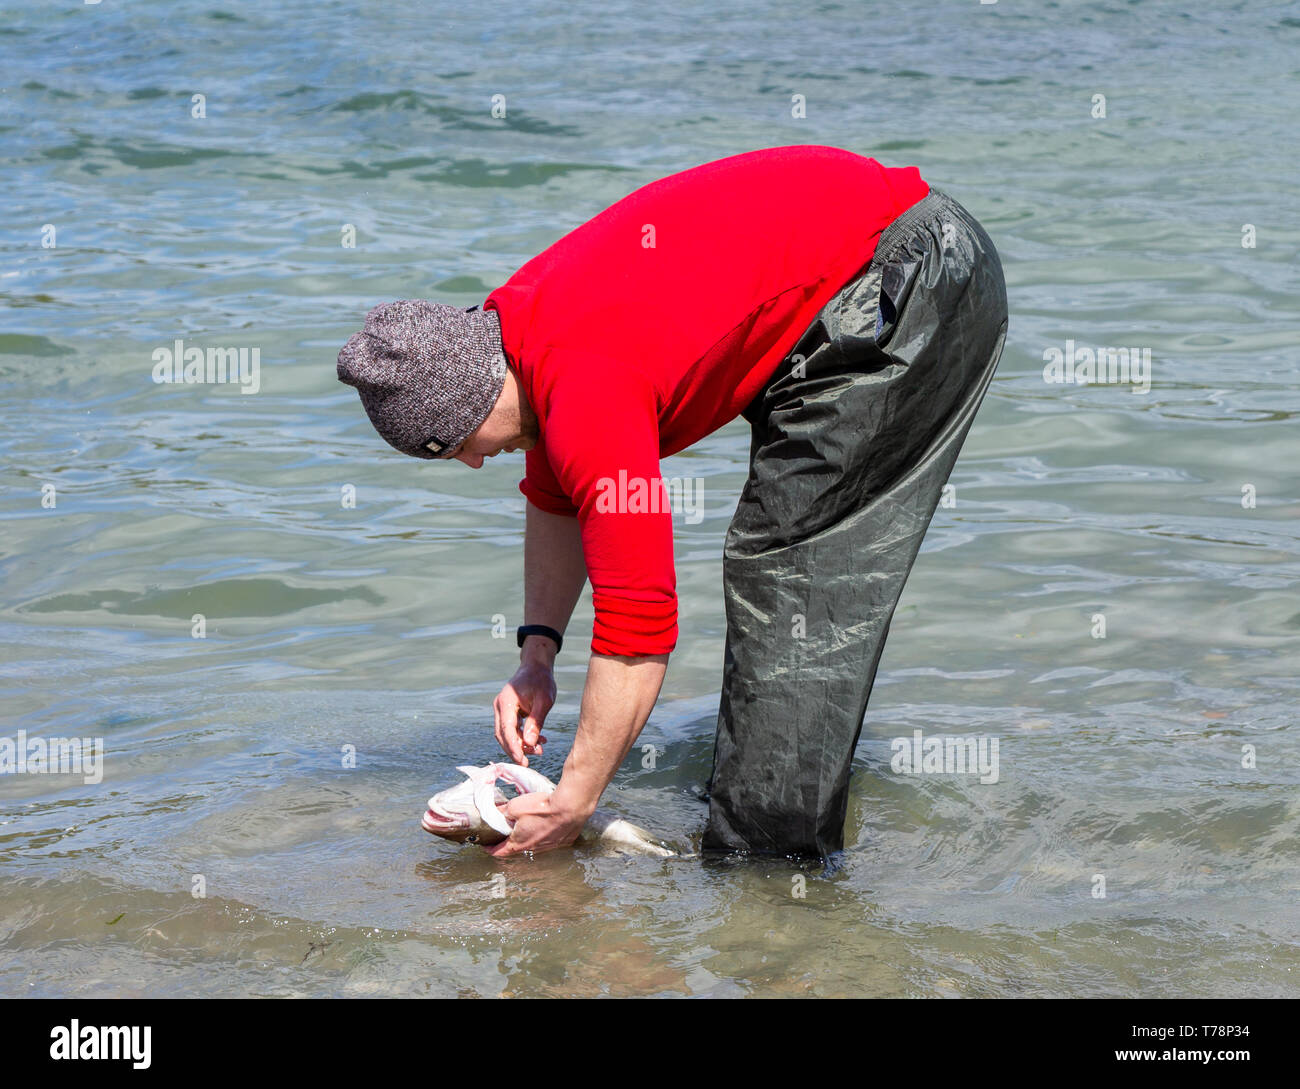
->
[421,804,470,835]
[421,767,526,842]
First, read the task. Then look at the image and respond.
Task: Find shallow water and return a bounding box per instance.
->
[2,0,1299,997]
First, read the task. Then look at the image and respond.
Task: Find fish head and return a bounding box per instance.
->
[420,766,510,845]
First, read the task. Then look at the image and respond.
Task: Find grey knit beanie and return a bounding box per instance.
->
[336,300,507,459]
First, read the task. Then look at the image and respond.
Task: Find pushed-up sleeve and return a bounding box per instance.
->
[520,438,579,517]
[536,354,677,657]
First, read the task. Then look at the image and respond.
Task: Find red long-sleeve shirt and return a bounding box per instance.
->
[484,145,929,657]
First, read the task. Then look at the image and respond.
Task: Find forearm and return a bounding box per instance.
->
[553,651,669,816]
[522,501,587,665]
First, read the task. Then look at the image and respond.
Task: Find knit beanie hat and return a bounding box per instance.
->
[336,300,507,458]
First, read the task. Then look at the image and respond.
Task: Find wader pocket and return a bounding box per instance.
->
[873,255,919,349]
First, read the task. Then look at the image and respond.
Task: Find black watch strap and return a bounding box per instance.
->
[517,624,563,654]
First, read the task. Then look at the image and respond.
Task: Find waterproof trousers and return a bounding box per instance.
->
[703,188,1009,859]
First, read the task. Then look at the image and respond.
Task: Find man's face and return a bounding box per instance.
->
[435,365,538,468]
[438,412,536,468]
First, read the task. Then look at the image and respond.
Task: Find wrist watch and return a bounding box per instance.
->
[517,624,563,654]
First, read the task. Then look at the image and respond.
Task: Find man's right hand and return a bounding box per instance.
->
[493,656,556,766]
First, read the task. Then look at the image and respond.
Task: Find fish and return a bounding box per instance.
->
[421,762,675,858]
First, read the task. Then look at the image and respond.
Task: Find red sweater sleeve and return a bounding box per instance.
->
[520,439,578,516]
[523,354,677,657]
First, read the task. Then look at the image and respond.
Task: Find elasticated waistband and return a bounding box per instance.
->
[872,188,960,268]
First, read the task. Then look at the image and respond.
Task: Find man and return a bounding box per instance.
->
[336,145,1008,861]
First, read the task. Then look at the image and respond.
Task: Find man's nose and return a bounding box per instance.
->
[456,452,484,469]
